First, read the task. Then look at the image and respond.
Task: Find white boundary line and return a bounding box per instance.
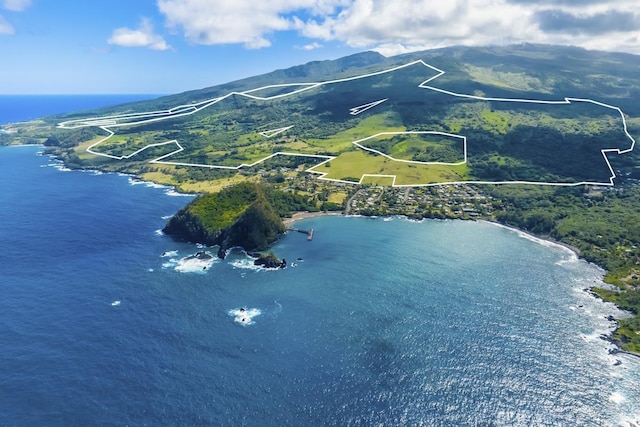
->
[350,98,389,116]
[259,126,295,138]
[352,131,466,165]
[58,60,636,187]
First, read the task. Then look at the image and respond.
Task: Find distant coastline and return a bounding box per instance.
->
[0,94,161,126]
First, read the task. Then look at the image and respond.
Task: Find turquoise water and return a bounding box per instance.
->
[1,145,639,426]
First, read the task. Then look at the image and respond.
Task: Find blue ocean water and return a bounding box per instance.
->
[1,146,639,426]
[1,89,640,426]
[0,95,160,125]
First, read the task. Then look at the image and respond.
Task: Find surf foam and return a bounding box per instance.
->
[162,252,216,273]
[228,307,261,326]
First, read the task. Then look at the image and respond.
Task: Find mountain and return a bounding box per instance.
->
[47,44,640,120]
[29,44,637,188]
[3,44,640,352]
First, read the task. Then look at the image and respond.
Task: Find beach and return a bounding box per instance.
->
[283,210,344,226]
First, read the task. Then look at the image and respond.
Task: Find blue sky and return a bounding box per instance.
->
[1,0,639,94]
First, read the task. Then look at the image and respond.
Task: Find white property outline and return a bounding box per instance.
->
[260,126,294,138]
[57,60,636,187]
[350,98,389,116]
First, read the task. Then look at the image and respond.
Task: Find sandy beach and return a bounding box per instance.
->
[480,220,582,257]
[283,211,344,226]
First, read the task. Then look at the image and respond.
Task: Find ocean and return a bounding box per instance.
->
[1,98,639,426]
[0,95,160,126]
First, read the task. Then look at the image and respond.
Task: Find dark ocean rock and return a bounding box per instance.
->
[253,253,287,269]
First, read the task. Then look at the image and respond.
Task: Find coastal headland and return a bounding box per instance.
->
[3,45,640,353]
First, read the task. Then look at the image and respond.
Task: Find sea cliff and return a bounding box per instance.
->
[162,182,286,256]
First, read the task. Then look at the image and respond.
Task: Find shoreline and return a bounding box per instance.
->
[284,212,582,258]
[283,211,344,226]
[481,220,582,259]
[284,211,638,355]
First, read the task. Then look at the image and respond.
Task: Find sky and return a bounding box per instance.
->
[1,0,639,94]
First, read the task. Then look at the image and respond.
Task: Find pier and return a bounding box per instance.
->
[288,228,314,241]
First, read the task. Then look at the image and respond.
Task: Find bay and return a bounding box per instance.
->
[0,145,639,426]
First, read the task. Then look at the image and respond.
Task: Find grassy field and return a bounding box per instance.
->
[311,150,469,185]
[305,112,405,153]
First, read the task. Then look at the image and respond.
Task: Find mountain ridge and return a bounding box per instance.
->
[42,43,640,123]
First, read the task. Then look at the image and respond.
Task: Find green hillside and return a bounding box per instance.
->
[3,44,640,352]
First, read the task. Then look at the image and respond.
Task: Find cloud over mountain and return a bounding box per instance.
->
[153,0,640,55]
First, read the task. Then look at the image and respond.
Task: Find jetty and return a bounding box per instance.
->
[288,227,314,241]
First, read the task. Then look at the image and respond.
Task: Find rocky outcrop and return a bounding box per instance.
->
[253,253,287,269]
[162,182,286,257]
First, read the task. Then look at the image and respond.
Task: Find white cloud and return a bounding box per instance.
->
[154,0,640,55]
[2,0,31,12]
[0,14,14,35]
[157,0,347,49]
[302,0,640,55]
[108,18,171,51]
[299,41,323,50]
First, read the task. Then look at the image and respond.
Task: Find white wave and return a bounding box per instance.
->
[127,177,168,189]
[46,161,72,172]
[163,252,216,274]
[228,307,261,326]
[154,229,164,236]
[618,416,640,427]
[555,252,579,265]
[174,258,213,273]
[127,177,170,190]
[609,391,625,404]
[581,332,605,343]
[404,217,424,223]
[128,178,144,185]
[146,182,167,189]
[161,215,172,220]
[230,258,264,272]
[484,221,576,256]
[383,216,394,222]
[111,300,121,306]
[161,250,178,258]
[165,188,191,197]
